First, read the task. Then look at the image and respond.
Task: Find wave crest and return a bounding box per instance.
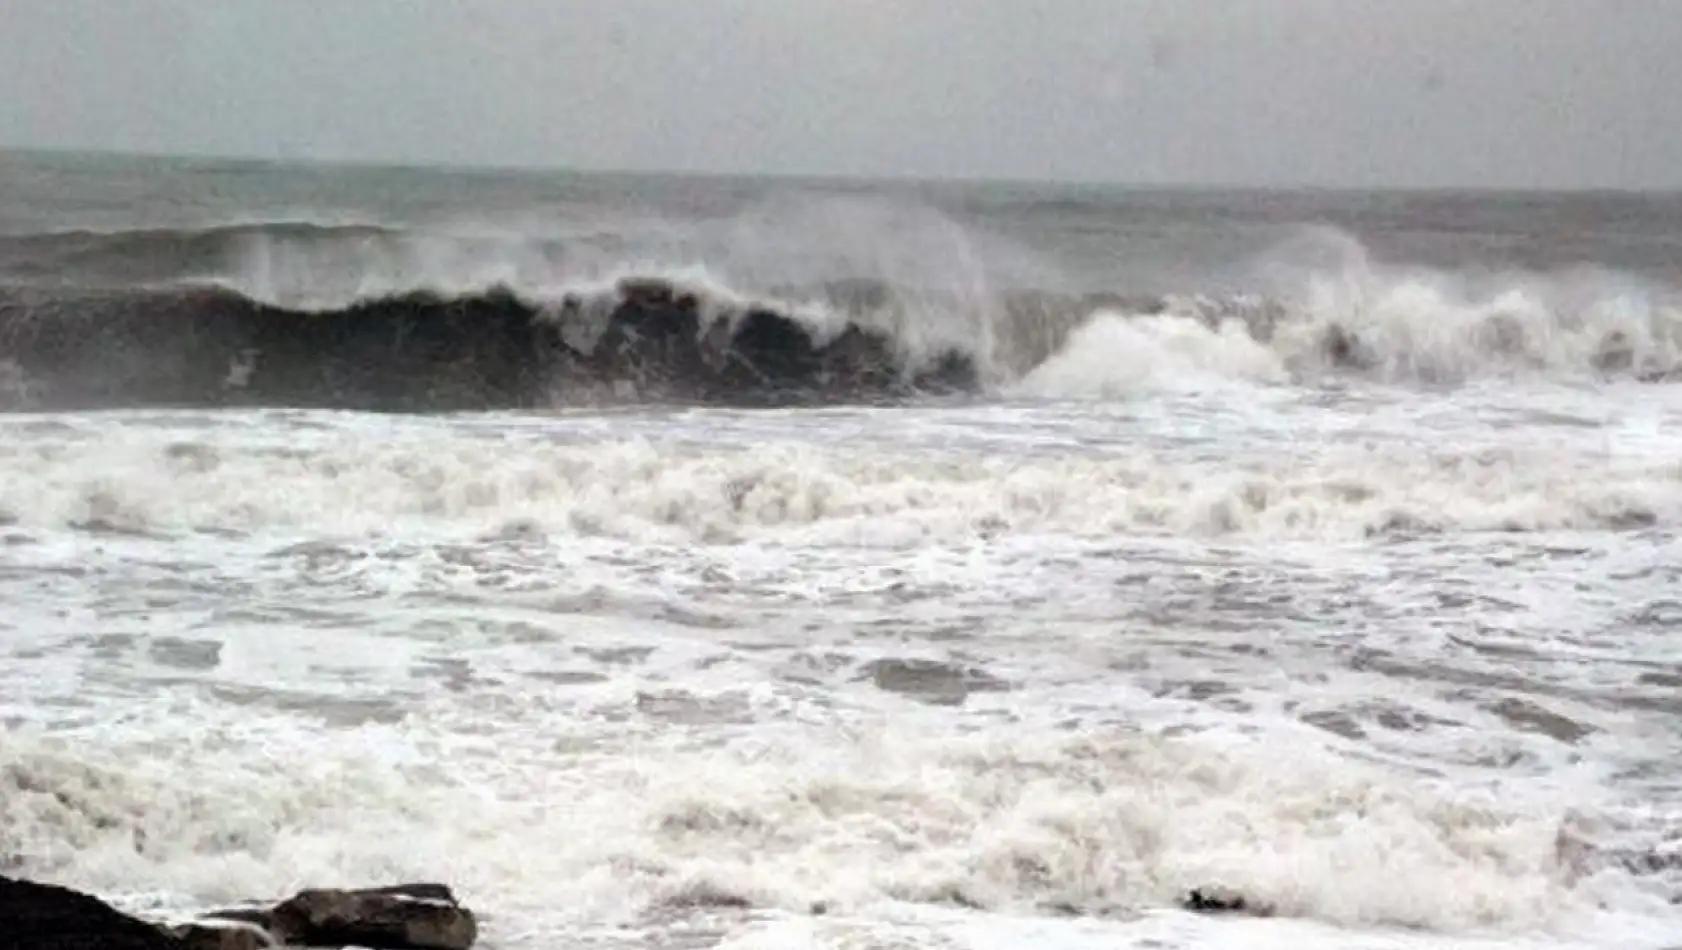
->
[0,214,1679,410]
[0,277,979,411]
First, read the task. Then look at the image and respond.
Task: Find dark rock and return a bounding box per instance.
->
[1183,886,1272,916]
[0,875,182,950]
[0,876,482,950]
[269,883,477,950]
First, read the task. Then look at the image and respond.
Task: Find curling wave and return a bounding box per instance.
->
[0,217,1679,411]
[0,278,980,411]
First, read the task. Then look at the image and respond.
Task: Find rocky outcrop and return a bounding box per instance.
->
[265,883,477,950]
[0,876,477,950]
[0,875,181,950]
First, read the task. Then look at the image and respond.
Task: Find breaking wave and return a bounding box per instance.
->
[3,424,1676,542]
[0,217,1678,411]
[0,279,979,411]
[4,716,1675,939]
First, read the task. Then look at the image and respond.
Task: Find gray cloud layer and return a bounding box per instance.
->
[2,0,1677,188]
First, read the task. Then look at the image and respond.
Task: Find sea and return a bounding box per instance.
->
[1,149,1679,950]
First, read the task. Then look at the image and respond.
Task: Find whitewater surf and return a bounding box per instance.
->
[2,151,1680,950]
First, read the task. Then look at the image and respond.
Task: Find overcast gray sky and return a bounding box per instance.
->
[1,0,1677,188]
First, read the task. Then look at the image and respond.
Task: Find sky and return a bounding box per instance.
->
[1,0,1677,189]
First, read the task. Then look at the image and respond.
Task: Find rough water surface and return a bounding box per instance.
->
[1,151,1680,950]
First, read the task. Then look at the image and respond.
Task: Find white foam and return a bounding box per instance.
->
[715,907,1659,950]
[1249,228,1682,384]
[3,708,1672,947]
[0,407,1674,544]
[199,193,1051,380]
[1013,310,1290,397]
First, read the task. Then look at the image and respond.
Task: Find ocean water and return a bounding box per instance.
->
[1,150,1680,950]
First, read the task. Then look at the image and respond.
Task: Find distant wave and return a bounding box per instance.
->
[0,219,1678,411]
[0,221,402,286]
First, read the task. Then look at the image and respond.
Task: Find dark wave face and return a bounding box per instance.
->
[0,279,981,412]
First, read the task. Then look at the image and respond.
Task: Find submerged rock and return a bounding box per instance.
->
[0,875,181,950]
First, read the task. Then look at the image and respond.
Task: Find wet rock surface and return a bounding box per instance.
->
[267,883,477,950]
[0,875,181,950]
[0,877,477,950]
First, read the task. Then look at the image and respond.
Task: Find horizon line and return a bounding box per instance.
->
[2,142,1677,198]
